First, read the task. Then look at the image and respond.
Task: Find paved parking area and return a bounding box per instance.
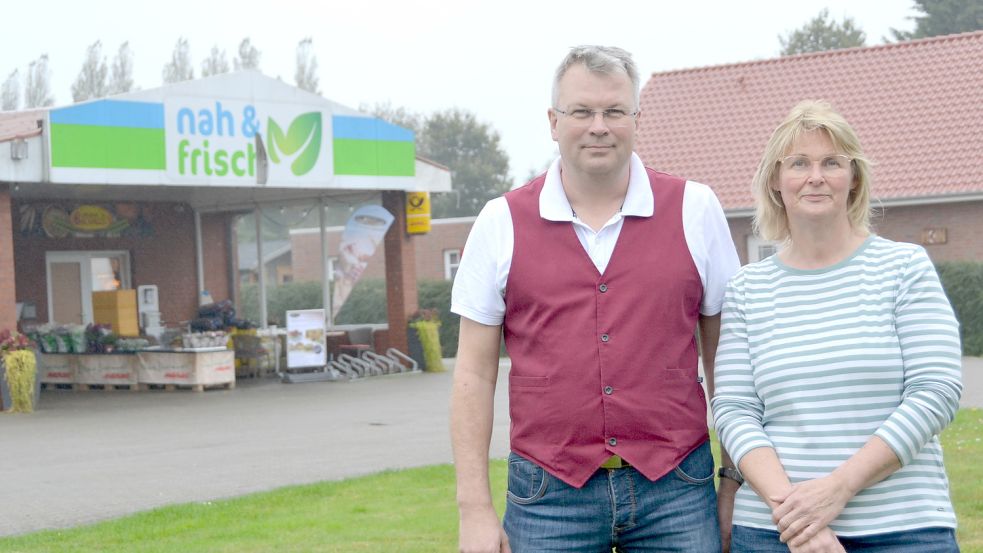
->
[0,357,979,537]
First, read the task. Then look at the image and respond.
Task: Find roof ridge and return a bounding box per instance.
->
[647,29,983,79]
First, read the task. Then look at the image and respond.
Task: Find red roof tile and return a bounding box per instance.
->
[636,31,983,212]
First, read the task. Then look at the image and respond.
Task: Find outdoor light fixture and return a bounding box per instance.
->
[10,138,28,160]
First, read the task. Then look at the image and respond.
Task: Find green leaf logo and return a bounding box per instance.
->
[267,112,322,176]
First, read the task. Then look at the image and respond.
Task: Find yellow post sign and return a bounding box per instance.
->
[406,192,431,234]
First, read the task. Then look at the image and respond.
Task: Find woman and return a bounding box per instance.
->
[712,100,962,553]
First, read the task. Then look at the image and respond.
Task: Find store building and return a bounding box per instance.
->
[0,71,451,351]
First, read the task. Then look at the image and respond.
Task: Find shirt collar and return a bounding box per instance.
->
[539,152,654,221]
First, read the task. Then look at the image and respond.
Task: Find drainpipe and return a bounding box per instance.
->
[254,207,267,328]
[194,208,205,300]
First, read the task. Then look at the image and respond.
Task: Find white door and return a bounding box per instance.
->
[46,251,131,324]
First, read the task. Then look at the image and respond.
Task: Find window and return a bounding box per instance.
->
[443,249,461,281]
[45,251,131,324]
[327,256,339,282]
[747,236,781,263]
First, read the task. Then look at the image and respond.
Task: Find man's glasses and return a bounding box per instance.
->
[779,154,853,177]
[554,107,639,128]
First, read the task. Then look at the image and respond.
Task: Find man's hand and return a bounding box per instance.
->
[787,526,844,553]
[771,474,852,546]
[459,505,511,553]
[717,477,739,552]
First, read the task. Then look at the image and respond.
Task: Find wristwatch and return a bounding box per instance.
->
[717,466,744,485]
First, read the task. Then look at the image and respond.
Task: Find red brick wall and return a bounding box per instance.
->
[290,217,475,283]
[0,185,16,331]
[200,212,235,302]
[727,216,754,265]
[873,200,983,262]
[726,201,983,265]
[11,202,236,328]
[381,191,417,352]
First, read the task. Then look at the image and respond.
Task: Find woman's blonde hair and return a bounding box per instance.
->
[751,100,872,241]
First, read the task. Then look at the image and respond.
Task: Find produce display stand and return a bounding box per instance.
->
[75,353,139,391]
[136,347,235,391]
[38,348,235,392]
[37,353,77,389]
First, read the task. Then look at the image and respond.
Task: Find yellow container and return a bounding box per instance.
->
[92,290,139,336]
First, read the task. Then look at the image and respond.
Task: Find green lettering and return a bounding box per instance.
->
[247,143,256,177]
[231,150,245,176]
[214,150,229,176]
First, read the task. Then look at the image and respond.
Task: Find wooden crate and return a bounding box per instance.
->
[136,350,235,391]
[38,353,78,385]
[92,290,139,337]
[75,354,140,387]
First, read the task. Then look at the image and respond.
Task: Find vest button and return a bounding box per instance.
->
[608,437,617,446]
[601,334,610,342]
[603,386,613,395]
[599,283,608,292]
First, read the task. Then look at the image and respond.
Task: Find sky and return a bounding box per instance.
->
[3,0,919,186]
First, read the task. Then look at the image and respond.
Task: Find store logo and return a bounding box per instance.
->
[267,112,322,176]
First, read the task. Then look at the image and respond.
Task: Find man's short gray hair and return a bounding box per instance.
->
[552,45,641,109]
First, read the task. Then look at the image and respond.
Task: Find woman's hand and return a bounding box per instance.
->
[787,526,845,553]
[771,474,853,546]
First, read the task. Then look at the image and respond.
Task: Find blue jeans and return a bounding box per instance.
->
[503,440,721,552]
[731,525,960,552]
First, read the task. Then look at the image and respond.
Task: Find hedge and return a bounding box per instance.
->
[936,261,983,357]
[239,278,459,357]
[240,261,983,359]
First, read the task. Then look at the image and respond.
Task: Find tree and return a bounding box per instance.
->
[201,45,230,77]
[294,38,319,94]
[368,104,511,218]
[234,38,261,71]
[779,9,866,55]
[890,0,983,40]
[2,70,19,111]
[71,40,109,102]
[162,37,194,84]
[109,42,135,95]
[24,55,54,108]
[419,109,511,218]
[363,101,423,134]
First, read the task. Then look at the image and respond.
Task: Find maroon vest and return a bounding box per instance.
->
[503,168,708,488]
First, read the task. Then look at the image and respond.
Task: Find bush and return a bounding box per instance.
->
[335,279,387,325]
[239,279,460,357]
[418,280,458,358]
[240,281,324,326]
[936,262,983,356]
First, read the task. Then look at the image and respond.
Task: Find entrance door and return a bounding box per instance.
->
[50,262,84,324]
[46,251,131,324]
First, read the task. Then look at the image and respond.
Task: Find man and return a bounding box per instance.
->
[450,45,741,552]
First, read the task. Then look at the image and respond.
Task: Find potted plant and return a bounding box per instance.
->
[0,329,40,413]
[408,309,444,372]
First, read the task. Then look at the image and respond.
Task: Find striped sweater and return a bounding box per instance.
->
[712,235,962,536]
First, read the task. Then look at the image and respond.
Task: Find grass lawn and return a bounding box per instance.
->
[1,408,980,553]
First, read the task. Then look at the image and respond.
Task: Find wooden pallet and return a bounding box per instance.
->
[76,383,139,392]
[139,381,235,392]
[41,383,77,391]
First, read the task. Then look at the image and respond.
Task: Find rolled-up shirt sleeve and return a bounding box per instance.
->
[874,247,962,466]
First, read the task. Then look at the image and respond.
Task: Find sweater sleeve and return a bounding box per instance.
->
[874,247,963,466]
[711,275,775,467]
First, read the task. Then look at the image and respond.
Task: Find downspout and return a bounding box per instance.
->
[194,208,205,301]
[254,207,267,328]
